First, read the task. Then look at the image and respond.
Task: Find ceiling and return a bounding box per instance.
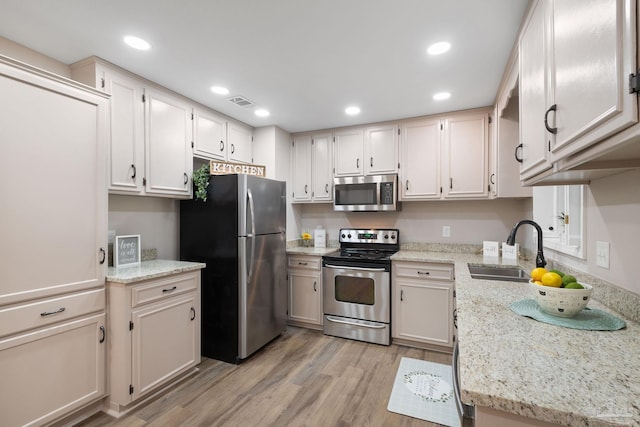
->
[0,0,530,133]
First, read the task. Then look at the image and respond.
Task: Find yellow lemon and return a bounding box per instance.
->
[541,272,563,287]
[530,267,548,282]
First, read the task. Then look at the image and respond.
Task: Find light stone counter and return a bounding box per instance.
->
[286,246,339,256]
[391,249,640,427]
[106,259,206,284]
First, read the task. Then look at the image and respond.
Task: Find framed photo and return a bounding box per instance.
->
[114,235,141,267]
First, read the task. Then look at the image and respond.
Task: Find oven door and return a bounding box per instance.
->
[322,264,390,323]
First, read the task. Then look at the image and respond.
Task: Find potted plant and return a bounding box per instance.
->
[192,164,210,202]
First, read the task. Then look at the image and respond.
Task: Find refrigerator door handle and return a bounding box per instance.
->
[247,188,256,281]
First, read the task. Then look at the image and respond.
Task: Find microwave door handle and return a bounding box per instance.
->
[324,264,386,272]
[246,188,256,281]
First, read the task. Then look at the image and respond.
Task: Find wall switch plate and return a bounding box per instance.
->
[442,225,451,237]
[596,241,610,269]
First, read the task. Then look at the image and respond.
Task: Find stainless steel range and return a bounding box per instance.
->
[322,228,399,345]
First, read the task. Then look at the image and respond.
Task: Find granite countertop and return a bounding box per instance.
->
[286,246,339,256]
[392,249,639,427]
[106,259,206,284]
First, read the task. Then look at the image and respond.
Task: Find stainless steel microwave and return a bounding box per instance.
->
[333,174,400,211]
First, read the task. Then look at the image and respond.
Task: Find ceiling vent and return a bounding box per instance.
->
[227,95,255,108]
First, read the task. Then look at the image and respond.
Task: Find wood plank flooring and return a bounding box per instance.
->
[78,327,469,427]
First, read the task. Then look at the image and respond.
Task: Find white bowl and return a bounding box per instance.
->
[529,280,593,318]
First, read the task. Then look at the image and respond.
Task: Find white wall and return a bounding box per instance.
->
[294,199,531,246]
[108,195,180,259]
[0,36,70,77]
[542,169,640,294]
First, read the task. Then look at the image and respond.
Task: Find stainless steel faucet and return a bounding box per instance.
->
[506,220,547,268]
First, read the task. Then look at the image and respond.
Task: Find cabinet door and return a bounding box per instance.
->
[131,294,199,401]
[292,135,313,202]
[393,280,453,347]
[311,133,333,201]
[551,0,637,160]
[399,119,441,200]
[365,125,398,175]
[443,113,489,198]
[334,128,364,176]
[288,269,322,326]
[0,314,106,427]
[145,88,193,197]
[519,0,553,180]
[228,122,253,163]
[193,108,227,160]
[0,64,107,305]
[103,67,145,194]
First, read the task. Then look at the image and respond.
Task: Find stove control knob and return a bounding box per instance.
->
[347,234,352,238]
[341,233,346,239]
[384,234,389,239]
[391,234,396,239]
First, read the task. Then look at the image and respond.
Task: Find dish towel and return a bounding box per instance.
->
[510,299,626,330]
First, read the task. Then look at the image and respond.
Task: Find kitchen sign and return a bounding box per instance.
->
[115,235,141,267]
[209,160,266,177]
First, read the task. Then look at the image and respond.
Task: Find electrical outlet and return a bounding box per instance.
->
[442,225,451,238]
[596,241,610,269]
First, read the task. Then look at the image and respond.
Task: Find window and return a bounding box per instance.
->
[533,185,585,259]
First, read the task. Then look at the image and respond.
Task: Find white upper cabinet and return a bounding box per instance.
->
[145,87,193,198]
[442,112,489,198]
[399,119,441,200]
[399,110,490,201]
[333,128,364,176]
[311,133,334,201]
[291,135,313,202]
[291,133,333,203]
[193,108,227,161]
[519,0,553,181]
[227,121,253,164]
[518,0,638,184]
[551,0,637,160]
[365,125,399,175]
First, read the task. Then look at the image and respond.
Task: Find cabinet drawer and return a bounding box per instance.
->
[131,272,199,308]
[288,256,321,270]
[0,288,105,338]
[393,262,454,281]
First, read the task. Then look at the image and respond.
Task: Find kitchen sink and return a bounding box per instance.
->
[467,263,529,282]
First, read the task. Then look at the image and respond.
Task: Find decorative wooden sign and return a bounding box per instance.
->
[209,160,266,177]
[115,235,141,267]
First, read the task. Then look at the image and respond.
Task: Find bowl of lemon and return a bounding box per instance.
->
[529,268,593,317]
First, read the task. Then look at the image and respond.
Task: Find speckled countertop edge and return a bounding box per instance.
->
[106,259,206,284]
[392,248,640,427]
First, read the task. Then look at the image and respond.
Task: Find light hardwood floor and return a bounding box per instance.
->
[78,327,467,427]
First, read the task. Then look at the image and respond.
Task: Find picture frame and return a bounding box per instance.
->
[114,235,141,267]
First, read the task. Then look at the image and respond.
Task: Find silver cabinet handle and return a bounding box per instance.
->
[326,316,386,329]
[41,307,65,317]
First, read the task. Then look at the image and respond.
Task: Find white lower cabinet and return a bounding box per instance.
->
[0,313,106,427]
[106,270,201,416]
[392,261,455,349]
[287,255,323,329]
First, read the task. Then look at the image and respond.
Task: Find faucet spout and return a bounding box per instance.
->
[506,220,547,268]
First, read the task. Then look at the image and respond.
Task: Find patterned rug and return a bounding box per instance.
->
[387,357,461,427]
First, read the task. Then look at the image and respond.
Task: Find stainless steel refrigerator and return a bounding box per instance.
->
[180,174,287,364]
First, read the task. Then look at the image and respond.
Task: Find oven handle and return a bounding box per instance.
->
[324,264,386,272]
[326,316,387,329]
[453,342,475,419]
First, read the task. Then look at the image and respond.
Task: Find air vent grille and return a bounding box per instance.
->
[227,96,255,108]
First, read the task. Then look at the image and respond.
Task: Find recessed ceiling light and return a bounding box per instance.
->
[255,109,270,117]
[210,86,229,95]
[345,106,361,115]
[123,35,151,51]
[427,41,451,55]
[433,92,451,101]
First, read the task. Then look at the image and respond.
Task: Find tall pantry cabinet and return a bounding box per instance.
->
[0,57,108,425]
